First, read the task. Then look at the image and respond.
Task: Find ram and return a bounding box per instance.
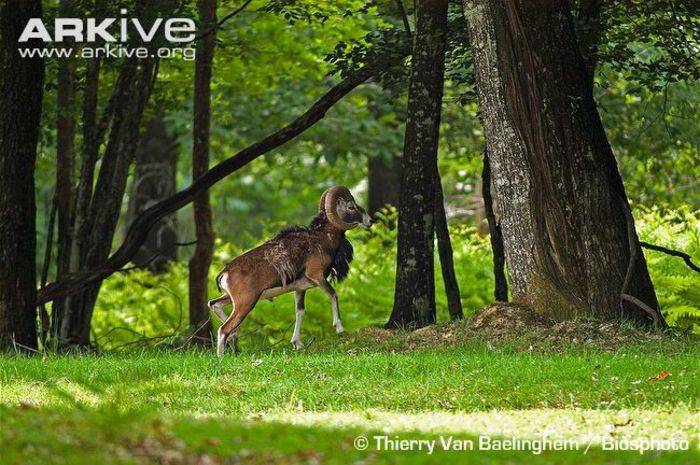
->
[208,186,372,358]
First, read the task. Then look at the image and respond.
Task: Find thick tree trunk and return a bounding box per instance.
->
[387,0,448,329]
[434,173,463,320]
[188,0,217,344]
[482,148,508,301]
[0,0,45,351]
[463,0,662,325]
[126,118,178,274]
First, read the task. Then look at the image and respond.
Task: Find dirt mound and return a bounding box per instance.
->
[333,303,676,353]
[468,302,551,338]
[544,320,664,347]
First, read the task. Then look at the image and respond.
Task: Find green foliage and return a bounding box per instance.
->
[635,206,700,332]
[598,0,700,91]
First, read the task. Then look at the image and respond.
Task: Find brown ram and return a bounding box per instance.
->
[208,186,372,358]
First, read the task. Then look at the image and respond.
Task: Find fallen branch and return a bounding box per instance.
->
[640,241,700,273]
[37,61,382,305]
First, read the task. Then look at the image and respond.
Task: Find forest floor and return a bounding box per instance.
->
[1,312,698,464]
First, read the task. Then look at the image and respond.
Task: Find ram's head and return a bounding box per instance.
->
[320,186,373,230]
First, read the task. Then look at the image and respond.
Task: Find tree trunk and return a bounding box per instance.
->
[188,0,217,345]
[126,118,178,274]
[482,147,508,301]
[463,0,662,325]
[434,173,463,320]
[0,0,45,351]
[574,0,603,89]
[56,0,77,281]
[387,0,448,329]
[366,89,402,217]
[368,155,402,216]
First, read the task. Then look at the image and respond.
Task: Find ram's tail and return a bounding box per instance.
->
[215,271,226,292]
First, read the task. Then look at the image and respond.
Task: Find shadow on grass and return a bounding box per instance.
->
[1,405,697,465]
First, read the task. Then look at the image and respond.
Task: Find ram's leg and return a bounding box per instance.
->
[291,290,306,350]
[208,294,230,322]
[217,292,259,359]
[311,277,344,334]
[210,295,238,353]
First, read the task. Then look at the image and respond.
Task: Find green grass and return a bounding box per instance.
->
[1,336,698,464]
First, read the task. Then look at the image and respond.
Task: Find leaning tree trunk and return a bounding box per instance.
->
[434,173,463,320]
[0,0,45,351]
[462,0,662,325]
[188,0,217,345]
[387,0,448,329]
[482,147,508,302]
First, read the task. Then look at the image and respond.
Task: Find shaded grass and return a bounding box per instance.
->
[2,406,697,465]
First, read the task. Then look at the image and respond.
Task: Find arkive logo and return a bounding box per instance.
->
[19,9,196,43]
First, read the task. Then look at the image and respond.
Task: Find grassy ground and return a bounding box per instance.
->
[1,326,698,464]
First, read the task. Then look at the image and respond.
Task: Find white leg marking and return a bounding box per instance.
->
[291,290,306,350]
[291,309,305,350]
[330,294,345,334]
[217,326,227,359]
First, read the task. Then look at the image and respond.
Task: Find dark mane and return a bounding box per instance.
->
[308,212,327,230]
[329,237,353,283]
[271,212,326,240]
[273,224,309,240]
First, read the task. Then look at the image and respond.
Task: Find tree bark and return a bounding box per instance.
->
[0,0,45,351]
[482,147,508,301]
[463,0,662,325]
[434,173,463,320]
[126,118,178,274]
[188,0,217,345]
[56,0,77,281]
[387,0,448,329]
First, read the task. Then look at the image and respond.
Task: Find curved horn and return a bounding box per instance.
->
[319,190,329,213]
[322,186,356,230]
